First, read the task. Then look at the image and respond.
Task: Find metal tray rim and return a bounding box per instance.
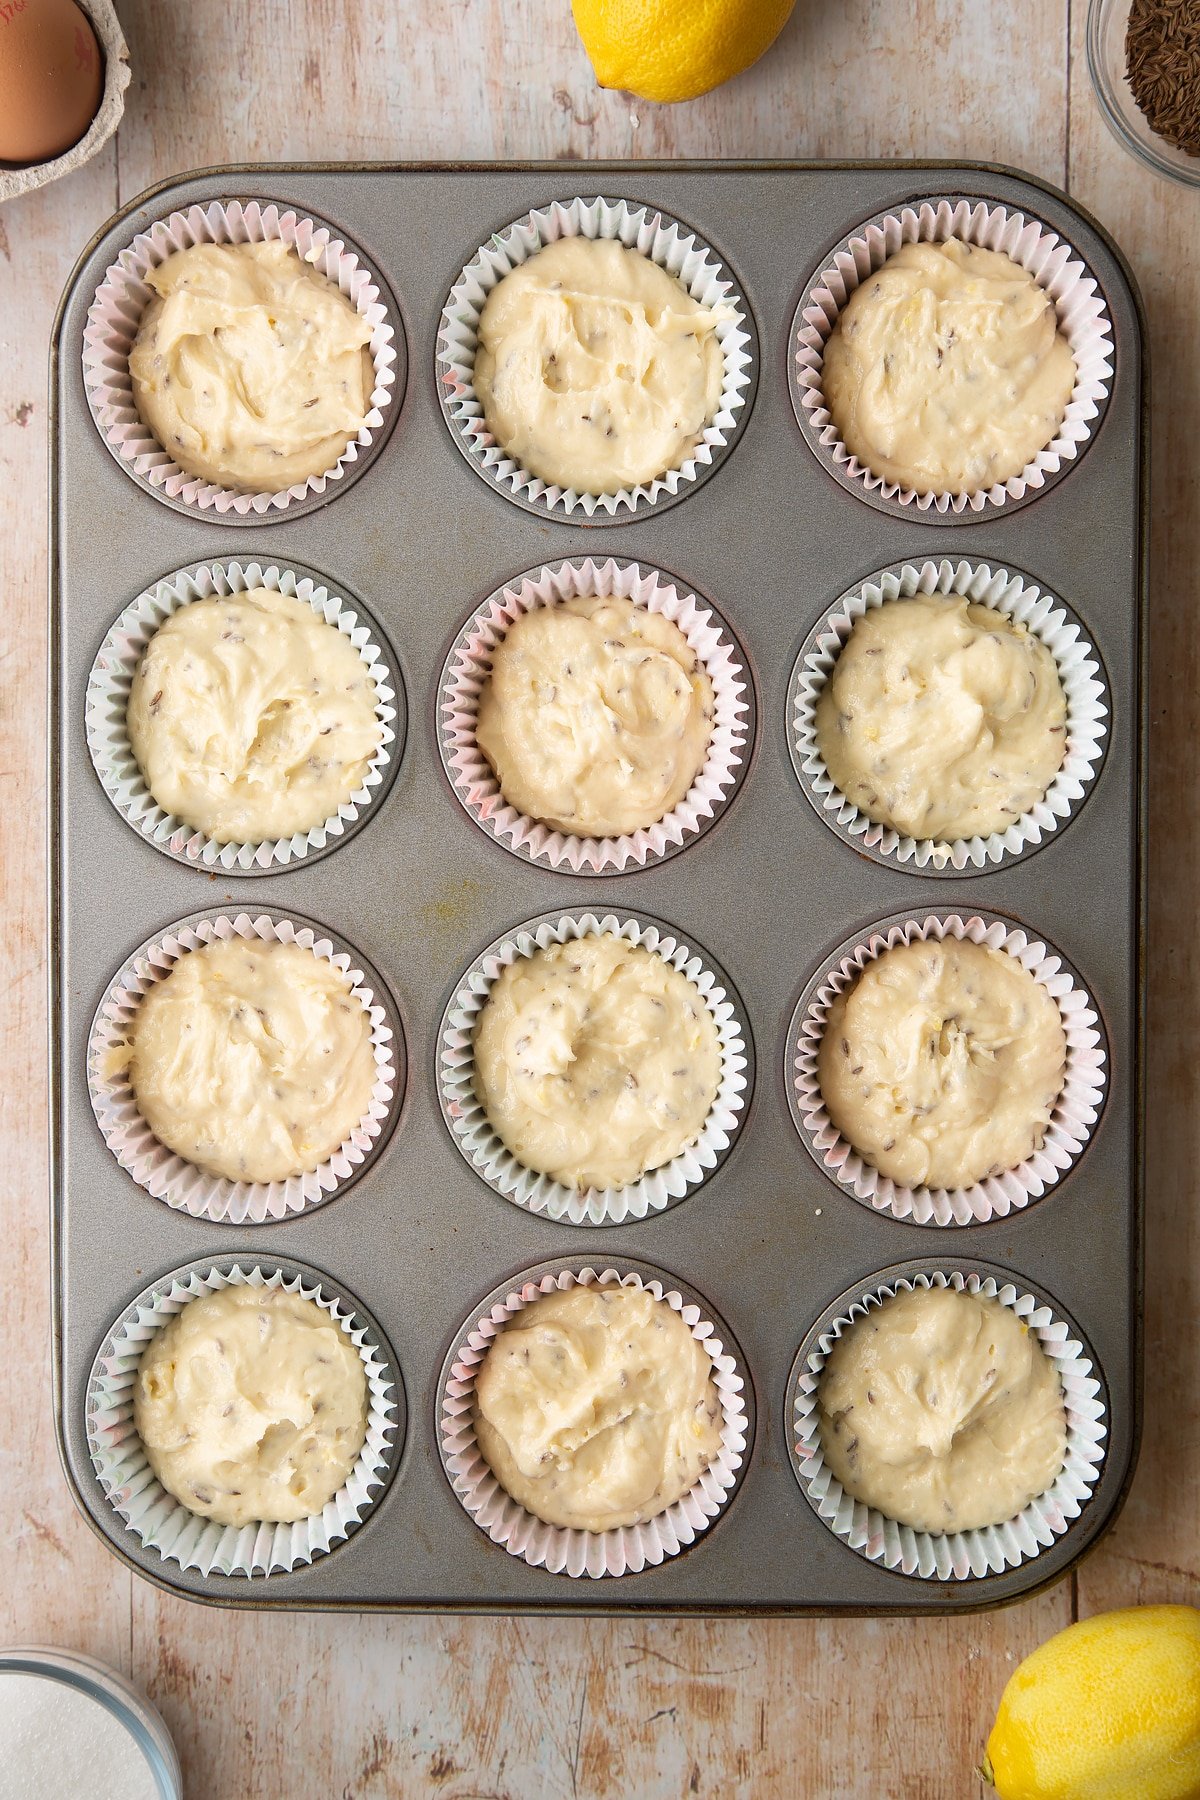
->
[48,157,1148,1618]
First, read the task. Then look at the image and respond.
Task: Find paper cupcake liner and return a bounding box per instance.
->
[82,198,402,517]
[439,1260,751,1579]
[439,556,753,874]
[788,911,1107,1226]
[436,195,757,520]
[85,559,402,874]
[438,910,752,1226]
[87,1257,402,1577]
[787,1264,1108,1581]
[88,911,402,1224]
[790,196,1115,516]
[788,558,1109,872]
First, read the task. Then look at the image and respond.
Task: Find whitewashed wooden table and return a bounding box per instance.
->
[2,3,1195,1794]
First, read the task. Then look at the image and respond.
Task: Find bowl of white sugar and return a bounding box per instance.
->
[0,1647,181,1800]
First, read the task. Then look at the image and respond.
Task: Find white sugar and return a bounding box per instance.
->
[0,1671,161,1800]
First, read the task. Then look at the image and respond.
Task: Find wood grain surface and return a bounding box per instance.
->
[1,2,1193,1795]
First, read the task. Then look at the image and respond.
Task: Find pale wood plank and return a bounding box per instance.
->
[1066,0,1200,1620]
[1,2,1117,1794]
[112,0,1068,184]
[135,1603,1069,1800]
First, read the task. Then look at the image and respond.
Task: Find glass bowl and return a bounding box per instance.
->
[1088,0,1200,187]
[0,1647,182,1798]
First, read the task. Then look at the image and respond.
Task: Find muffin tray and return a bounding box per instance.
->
[50,162,1145,1614]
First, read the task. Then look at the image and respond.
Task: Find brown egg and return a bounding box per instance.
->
[0,0,104,165]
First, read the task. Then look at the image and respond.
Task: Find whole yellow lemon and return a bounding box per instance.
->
[983,1605,1200,1800]
[571,0,797,104]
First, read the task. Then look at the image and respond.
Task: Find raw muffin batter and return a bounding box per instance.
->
[817,1284,1067,1534]
[472,935,722,1191]
[473,237,724,493]
[818,937,1066,1190]
[134,1285,367,1527]
[815,594,1068,841]
[127,588,382,845]
[128,937,377,1184]
[474,1283,724,1532]
[476,595,714,838]
[822,239,1076,496]
[129,240,373,490]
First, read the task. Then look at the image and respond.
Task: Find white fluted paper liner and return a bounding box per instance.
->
[440,557,751,873]
[440,1265,748,1578]
[86,560,399,873]
[792,197,1114,514]
[82,199,399,516]
[439,912,750,1225]
[89,913,398,1224]
[793,914,1106,1226]
[87,1262,400,1577]
[437,195,755,519]
[791,1269,1107,1580]
[790,558,1108,871]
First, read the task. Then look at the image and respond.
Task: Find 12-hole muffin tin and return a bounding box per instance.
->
[51,163,1144,1613]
